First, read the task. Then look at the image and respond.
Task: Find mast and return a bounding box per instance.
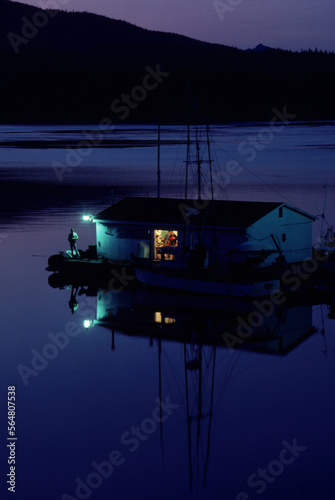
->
[185,122,190,200]
[206,124,214,202]
[196,125,201,201]
[157,110,161,198]
[195,99,201,201]
[206,123,218,265]
[185,82,191,200]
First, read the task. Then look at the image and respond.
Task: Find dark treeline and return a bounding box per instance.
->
[1,0,335,124]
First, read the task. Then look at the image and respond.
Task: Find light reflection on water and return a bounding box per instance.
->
[1,124,335,500]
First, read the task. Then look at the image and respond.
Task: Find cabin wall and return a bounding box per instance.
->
[170,226,246,267]
[244,305,313,354]
[248,206,313,265]
[96,205,313,267]
[202,227,246,266]
[97,221,246,265]
[96,222,150,260]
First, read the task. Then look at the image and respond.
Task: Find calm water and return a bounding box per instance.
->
[1,123,335,500]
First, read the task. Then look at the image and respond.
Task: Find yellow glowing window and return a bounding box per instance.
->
[154,229,178,259]
[154,312,176,324]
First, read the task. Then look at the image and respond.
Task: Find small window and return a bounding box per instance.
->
[154,312,176,324]
[282,233,286,242]
[279,207,283,218]
[154,229,178,259]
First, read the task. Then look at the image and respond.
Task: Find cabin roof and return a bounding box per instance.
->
[95,197,315,227]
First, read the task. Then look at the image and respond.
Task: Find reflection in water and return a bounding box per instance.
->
[48,275,334,495]
[93,287,317,356]
[3,124,335,499]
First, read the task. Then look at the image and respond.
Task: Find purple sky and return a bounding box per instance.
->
[15,0,335,51]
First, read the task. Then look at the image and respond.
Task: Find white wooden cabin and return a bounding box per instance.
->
[94,197,315,267]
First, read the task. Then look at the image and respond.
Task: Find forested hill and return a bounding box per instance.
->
[1,0,335,123]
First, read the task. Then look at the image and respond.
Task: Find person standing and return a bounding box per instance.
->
[68,228,79,257]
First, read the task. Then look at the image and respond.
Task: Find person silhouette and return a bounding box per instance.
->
[68,228,79,257]
[68,286,79,313]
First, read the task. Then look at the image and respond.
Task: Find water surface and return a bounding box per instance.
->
[1,123,335,500]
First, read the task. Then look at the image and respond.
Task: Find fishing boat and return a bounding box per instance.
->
[131,124,313,297]
[46,124,315,296]
[311,185,335,290]
[132,252,280,297]
[46,246,134,277]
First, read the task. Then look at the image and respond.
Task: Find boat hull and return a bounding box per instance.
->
[134,261,280,298]
[47,251,132,274]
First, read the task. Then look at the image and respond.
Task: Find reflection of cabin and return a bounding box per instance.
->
[93,288,316,355]
[94,197,315,266]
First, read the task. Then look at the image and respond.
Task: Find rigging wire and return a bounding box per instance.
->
[166,129,184,198]
[213,140,297,206]
[161,349,187,409]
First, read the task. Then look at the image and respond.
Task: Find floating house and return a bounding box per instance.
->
[94,197,315,268]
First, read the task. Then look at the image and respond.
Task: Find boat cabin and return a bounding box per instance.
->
[94,197,315,267]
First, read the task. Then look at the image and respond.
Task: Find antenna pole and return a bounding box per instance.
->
[195,99,201,201]
[206,124,214,202]
[185,122,190,200]
[197,141,201,201]
[185,82,191,200]
[157,114,161,198]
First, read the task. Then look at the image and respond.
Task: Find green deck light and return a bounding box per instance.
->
[83,214,94,222]
[84,319,94,329]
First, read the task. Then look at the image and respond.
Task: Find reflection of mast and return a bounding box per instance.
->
[197,345,202,478]
[203,346,216,487]
[158,337,164,455]
[320,183,328,240]
[184,344,193,492]
[320,304,328,356]
[184,339,216,493]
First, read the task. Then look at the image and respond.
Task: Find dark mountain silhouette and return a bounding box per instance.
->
[1,0,335,123]
[247,44,273,52]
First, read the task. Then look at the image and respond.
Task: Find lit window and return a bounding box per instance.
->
[154,312,176,324]
[154,312,163,323]
[154,229,178,259]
